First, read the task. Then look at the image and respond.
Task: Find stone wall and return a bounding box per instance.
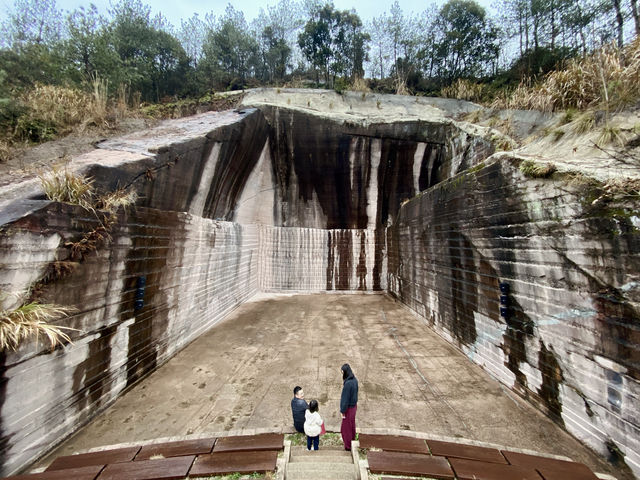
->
[0,204,258,476]
[387,157,640,476]
[258,226,386,291]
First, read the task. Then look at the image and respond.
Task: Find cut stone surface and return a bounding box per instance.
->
[359,434,429,454]
[188,450,277,476]
[1,465,104,480]
[502,451,599,480]
[134,438,216,461]
[367,451,454,479]
[289,446,352,463]
[213,433,283,452]
[34,295,628,480]
[96,455,195,480]
[426,439,507,464]
[286,461,355,480]
[449,457,542,480]
[45,447,141,471]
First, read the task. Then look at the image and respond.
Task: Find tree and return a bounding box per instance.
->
[298,3,369,85]
[432,0,500,83]
[200,5,260,89]
[63,5,120,85]
[0,0,63,49]
[259,26,292,83]
[368,14,390,79]
[177,14,207,68]
[109,0,189,101]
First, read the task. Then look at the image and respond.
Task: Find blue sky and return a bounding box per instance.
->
[0,0,496,28]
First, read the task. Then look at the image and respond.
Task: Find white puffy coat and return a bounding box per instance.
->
[304,409,323,437]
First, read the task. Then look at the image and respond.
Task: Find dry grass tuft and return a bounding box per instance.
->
[88,73,110,128]
[441,79,484,102]
[0,302,77,351]
[571,110,597,134]
[0,139,11,163]
[395,79,410,96]
[492,37,640,112]
[39,168,95,210]
[597,124,626,146]
[21,84,90,132]
[351,77,370,93]
[520,159,557,178]
[96,188,137,213]
[464,109,483,123]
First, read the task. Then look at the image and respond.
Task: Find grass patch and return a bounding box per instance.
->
[551,129,565,142]
[39,168,95,210]
[464,109,483,123]
[0,302,77,351]
[520,160,557,178]
[597,124,626,146]
[558,109,577,125]
[441,79,484,102]
[571,111,596,134]
[491,37,640,112]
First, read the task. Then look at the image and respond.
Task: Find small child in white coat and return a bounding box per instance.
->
[304,399,323,451]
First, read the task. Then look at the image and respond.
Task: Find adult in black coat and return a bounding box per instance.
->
[340,363,358,450]
[291,385,308,433]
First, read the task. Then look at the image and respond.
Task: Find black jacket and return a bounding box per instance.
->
[340,364,358,414]
[291,397,308,432]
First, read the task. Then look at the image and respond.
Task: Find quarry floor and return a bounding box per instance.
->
[38,293,630,478]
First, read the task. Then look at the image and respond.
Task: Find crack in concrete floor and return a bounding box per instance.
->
[36,293,632,479]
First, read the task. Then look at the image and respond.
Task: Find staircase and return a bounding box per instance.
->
[284,445,359,480]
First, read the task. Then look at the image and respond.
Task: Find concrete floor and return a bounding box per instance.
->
[38,293,629,478]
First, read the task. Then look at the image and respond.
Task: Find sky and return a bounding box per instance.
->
[0,0,496,28]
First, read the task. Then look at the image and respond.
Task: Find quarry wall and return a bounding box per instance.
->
[387,158,640,475]
[1,95,638,477]
[0,204,258,476]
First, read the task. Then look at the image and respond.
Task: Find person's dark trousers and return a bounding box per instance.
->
[340,405,357,450]
[307,435,319,450]
[295,423,305,434]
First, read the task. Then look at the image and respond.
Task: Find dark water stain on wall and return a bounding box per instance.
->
[72,326,117,413]
[357,231,367,290]
[377,139,419,228]
[119,208,175,388]
[326,230,354,290]
[0,352,12,475]
[447,231,478,345]
[556,214,640,381]
[419,143,445,191]
[203,113,270,221]
[538,340,565,424]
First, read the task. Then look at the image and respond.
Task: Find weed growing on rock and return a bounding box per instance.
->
[39,168,95,210]
[552,129,565,142]
[464,109,483,123]
[0,301,77,351]
[571,111,596,134]
[519,160,557,178]
[597,125,625,147]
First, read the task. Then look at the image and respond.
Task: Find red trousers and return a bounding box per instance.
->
[341,405,357,450]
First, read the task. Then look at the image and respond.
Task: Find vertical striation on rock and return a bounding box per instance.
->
[388,157,640,476]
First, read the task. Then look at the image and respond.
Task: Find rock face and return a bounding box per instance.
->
[0,89,638,477]
[387,158,640,476]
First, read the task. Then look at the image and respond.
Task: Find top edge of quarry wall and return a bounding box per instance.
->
[96,108,259,156]
[241,88,481,123]
[0,110,260,227]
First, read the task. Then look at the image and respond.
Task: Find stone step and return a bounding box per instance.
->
[286,461,356,480]
[290,454,353,463]
[290,446,351,458]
